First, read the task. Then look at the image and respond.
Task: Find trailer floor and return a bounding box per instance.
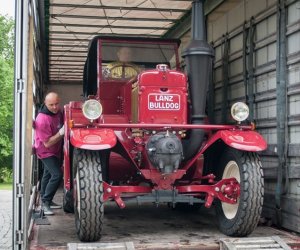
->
[29,192,300,250]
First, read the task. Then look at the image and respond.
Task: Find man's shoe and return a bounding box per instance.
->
[43,202,54,215]
[50,201,62,209]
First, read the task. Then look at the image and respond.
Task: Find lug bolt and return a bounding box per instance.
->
[215,187,220,192]
[107,188,111,193]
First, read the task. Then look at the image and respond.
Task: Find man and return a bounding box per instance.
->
[105,47,140,79]
[34,92,64,215]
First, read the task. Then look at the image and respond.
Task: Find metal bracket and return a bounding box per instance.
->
[15,230,24,245]
[16,183,24,198]
[17,78,25,93]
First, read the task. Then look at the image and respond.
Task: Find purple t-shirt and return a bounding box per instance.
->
[34,112,63,159]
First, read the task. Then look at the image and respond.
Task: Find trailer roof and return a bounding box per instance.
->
[45,0,225,85]
[45,0,193,85]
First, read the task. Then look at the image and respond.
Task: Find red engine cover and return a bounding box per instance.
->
[138,65,187,124]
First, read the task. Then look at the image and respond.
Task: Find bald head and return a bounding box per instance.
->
[44,92,60,114]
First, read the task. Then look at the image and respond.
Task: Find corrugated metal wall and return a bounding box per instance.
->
[203,0,300,233]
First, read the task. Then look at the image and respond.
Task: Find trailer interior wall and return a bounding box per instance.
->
[47,83,82,106]
[195,0,300,233]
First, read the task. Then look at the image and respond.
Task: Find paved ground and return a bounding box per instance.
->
[0,190,13,250]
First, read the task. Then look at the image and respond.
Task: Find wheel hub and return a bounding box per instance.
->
[221,160,240,219]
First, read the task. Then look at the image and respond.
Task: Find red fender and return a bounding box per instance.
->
[70,128,117,150]
[201,130,267,153]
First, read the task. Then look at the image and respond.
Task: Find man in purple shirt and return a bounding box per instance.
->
[34,92,64,215]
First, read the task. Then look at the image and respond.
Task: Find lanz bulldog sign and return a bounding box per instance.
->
[148,94,180,111]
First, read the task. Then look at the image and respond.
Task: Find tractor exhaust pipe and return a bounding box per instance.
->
[182,0,214,160]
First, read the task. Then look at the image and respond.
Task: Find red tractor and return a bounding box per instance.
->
[62,0,267,242]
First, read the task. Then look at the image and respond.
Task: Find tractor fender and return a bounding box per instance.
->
[70,128,117,150]
[201,130,267,153]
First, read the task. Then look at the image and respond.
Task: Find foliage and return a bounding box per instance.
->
[0,167,13,183]
[0,15,14,182]
[0,15,14,61]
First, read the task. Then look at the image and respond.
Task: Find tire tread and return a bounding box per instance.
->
[217,149,264,236]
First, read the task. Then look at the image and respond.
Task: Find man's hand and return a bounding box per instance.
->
[59,125,65,136]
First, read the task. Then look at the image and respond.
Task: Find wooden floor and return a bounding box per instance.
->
[29,190,300,250]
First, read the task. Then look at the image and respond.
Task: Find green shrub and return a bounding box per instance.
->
[0,166,13,183]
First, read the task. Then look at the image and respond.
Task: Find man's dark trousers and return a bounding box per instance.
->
[40,156,63,203]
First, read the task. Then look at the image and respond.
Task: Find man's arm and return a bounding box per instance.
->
[43,125,64,148]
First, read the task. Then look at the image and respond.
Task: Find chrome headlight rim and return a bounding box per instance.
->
[231,102,249,122]
[82,99,103,120]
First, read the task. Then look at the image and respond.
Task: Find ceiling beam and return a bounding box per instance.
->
[50,23,169,30]
[50,70,83,72]
[49,80,82,85]
[50,63,85,67]
[49,30,161,37]
[51,14,176,22]
[49,44,88,48]
[50,3,187,13]
[49,54,87,58]
[49,37,90,42]
[49,59,85,62]
[49,49,87,53]
[50,68,84,70]
[49,77,82,81]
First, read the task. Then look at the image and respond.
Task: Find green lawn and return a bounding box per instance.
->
[0,183,13,190]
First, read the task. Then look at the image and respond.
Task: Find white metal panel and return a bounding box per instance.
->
[229,58,243,76]
[287,32,300,54]
[256,72,276,92]
[203,0,300,233]
[256,100,276,119]
[289,126,300,143]
[229,34,243,54]
[287,1,300,24]
[228,81,245,99]
[227,1,245,32]
[245,0,267,20]
[258,128,277,144]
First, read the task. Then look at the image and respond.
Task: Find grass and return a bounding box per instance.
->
[0,183,13,190]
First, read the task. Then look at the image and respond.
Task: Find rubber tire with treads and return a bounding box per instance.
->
[73,149,104,242]
[215,148,264,237]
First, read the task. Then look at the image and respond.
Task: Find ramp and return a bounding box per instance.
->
[68,242,135,250]
[220,236,291,250]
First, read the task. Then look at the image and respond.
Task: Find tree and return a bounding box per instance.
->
[0,15,14,182]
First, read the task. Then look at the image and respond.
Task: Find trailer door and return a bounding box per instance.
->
[13,0,32,249]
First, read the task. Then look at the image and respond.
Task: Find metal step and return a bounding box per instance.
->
[68,242,135,250]
[220,236,291,250]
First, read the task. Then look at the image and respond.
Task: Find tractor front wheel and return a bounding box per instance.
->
[216,148,264,236]
[73,149,104,242]
[63,188,74,213]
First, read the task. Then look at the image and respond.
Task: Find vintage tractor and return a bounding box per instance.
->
[62,0,267,242]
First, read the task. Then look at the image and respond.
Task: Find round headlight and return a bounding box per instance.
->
[82,100,103,120]
[231,102,249,122]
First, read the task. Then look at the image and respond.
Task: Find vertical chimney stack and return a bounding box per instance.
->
[182,0,214,160]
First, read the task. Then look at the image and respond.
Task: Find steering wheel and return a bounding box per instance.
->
[108,63,139,79]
